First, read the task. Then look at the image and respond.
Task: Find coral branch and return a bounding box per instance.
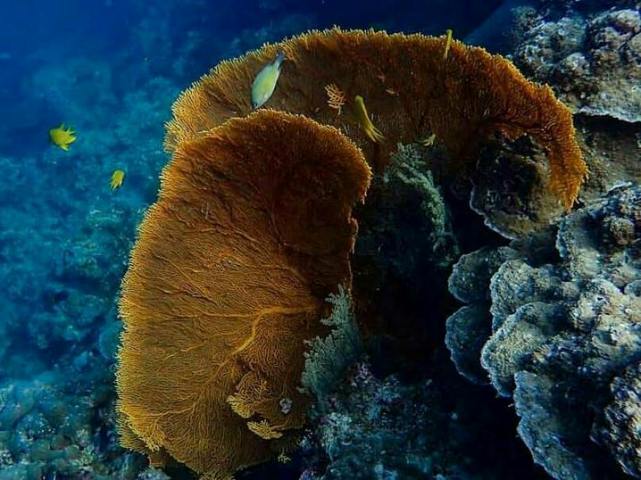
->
[116,110,371,479]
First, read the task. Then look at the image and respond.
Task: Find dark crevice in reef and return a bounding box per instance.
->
[347,153,548,478]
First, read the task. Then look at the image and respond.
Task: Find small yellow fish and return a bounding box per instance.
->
[251,51,285,109]
[110,169,125,190]
[443,29,453,60]
[354,95,385,143]
[49,124,76,151]
[419,133,436,147]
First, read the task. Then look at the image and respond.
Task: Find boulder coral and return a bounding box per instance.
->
[166,28,586,209]
[446,185,641,479]
[116,110,371,479]
[513,6,641,123]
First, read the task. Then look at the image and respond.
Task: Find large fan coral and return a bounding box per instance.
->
[166,28,586,209]
[116,110,371,479]
[117,27,587,480]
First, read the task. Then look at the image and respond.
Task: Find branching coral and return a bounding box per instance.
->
[116,110,371,479]
[165,28,586,209]
[300,285,362,404]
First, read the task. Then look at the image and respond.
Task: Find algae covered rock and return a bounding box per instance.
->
[446,185,641,479]
[301,362,498,480]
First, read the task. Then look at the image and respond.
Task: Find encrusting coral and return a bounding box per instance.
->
[116,110,371,479]
[165,28,586,209]
[446,185,641,479]
[513,6,641,123]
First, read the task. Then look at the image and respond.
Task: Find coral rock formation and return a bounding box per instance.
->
[506,3,641,219]
[116,110,371,478]
[514,6,641,123]
[468,137,566,239]
[117,26,589,479]
[165,28,586,209]
[597,360,641,478]
[446,185,641,479]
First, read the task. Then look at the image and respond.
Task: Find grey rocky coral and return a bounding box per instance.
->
[446,185,641,479]
[595,359,641,478]
[513,5,641,122]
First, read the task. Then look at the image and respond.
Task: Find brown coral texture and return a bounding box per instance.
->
[116,110,371,478]
[166,28,586,209]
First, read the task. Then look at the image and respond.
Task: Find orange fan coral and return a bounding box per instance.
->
[165,28,586,209]
[116,110,371,478]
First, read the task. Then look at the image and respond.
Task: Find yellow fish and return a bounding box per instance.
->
[251,51,285,109]
[354,95,385,143]
[110,169,125,190]
[49,124,76,151]
[443,29,453,60]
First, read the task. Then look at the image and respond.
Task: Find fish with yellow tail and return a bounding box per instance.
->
[443,29,453,60]
[110,169,125,190]
[251,51,285,109]
[354,95,385,143]
[49,124,76,151]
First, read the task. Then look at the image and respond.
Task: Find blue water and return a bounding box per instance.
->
[0,1,514,478]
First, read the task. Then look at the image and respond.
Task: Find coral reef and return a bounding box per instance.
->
[0,371,146,480]
[513,5,641,122]
[0,31,179,477]
[0,132,158,478]
[117,110,371,478]
[116,25,589,478]
[165,28,586,209]
[6,1,636,478]
[596,360,641,478]
[463,1,641,240]
[0,205,148,479]
[467,136,566,239]
[301,358,547,480]
[446,185,641,479]
[302,363,464,480]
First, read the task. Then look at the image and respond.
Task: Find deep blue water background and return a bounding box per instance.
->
[0,1,517,477]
